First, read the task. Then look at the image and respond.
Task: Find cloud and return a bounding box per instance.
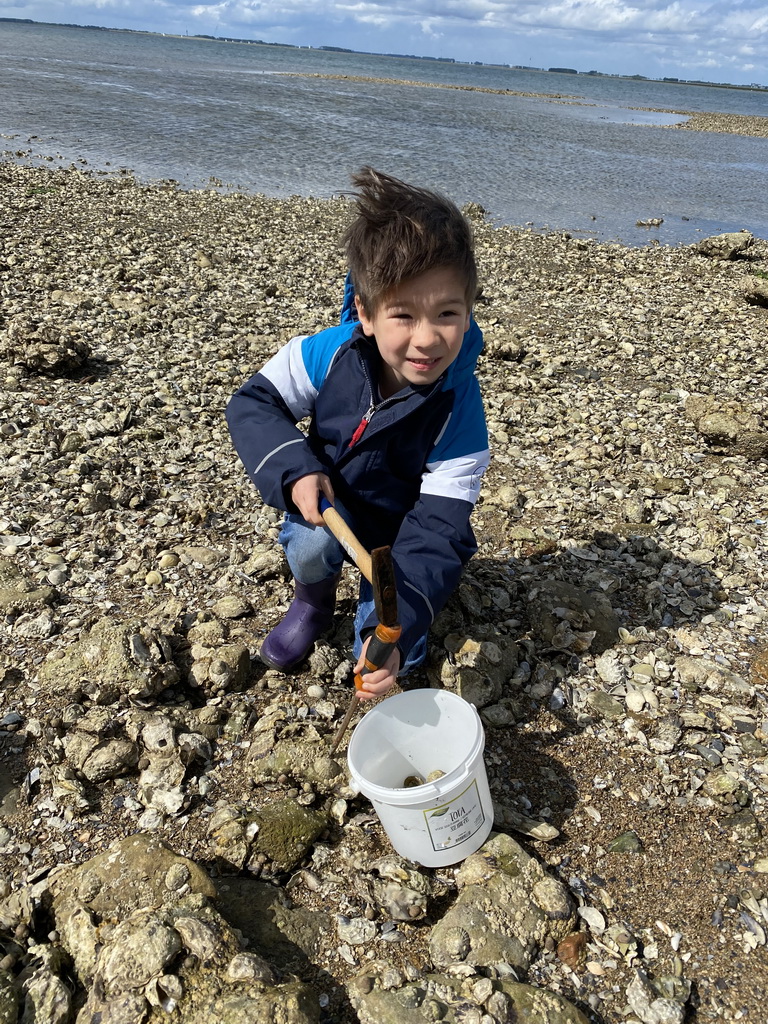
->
[3,0,768,82]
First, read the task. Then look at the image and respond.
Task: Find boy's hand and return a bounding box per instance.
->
[354,635,400,701]
[290,473,334,526]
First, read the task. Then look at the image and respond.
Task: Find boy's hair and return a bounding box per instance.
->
[342,166,478,314]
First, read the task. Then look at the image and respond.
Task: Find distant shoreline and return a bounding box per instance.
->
[2,16,766,94]
[280,73,768,137]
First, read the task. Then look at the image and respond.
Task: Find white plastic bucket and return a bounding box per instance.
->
[346,689,494,867]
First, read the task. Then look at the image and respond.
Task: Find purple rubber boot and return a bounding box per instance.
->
[260,574,340,671]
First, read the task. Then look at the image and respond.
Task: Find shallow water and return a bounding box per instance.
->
[2,21,768,245]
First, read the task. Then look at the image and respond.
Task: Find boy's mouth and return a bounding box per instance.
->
[407,357,440,369]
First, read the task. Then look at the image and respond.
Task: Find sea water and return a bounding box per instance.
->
[2,20,768,245]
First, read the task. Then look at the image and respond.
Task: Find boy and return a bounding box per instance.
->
[226,167,488,701]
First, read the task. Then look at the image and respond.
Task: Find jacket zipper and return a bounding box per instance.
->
[348,402,375,448]
[346,346,444,450]
[347,359,401,449]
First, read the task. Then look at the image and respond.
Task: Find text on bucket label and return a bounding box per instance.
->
[424,779,485,852]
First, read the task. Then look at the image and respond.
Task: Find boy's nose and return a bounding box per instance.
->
[412,321,441,349]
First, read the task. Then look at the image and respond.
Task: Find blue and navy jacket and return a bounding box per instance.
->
[226,280,489,657]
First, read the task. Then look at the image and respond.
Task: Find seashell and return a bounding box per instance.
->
[578,906,606,933]
[14,608,57,639]
[594,653,625,687]
[99,914,181,991]
[224,952,276,984]
[173,917,219,961]
[442,926,471,961]
[403,775,425,788]
[145,974,183,1012]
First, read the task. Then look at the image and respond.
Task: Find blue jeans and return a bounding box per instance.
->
[278,512,427,674]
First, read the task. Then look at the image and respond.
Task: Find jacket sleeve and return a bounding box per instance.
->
[363,376,489,658]
[226,333,330,511]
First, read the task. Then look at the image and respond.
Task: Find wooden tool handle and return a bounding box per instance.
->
[319,496,373,582]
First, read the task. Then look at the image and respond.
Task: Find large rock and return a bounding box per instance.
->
[349,970,589,1024]
[252,798,329,873]
[0,557,55,615]
[39,617,179,704]
[0,316,90,374]
[427,635,519,707]
[208,797,329,874]
[685,394,768,460]
[429,833,576,973]
[247,738,344,793]
[744,275,768,307]
[46,835,321,1024]
[51,833,217,920]
[693,229,754,260]
[527,580,619,654]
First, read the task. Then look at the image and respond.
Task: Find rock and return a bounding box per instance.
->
[429,833,575,972]
[675,656,753,700]
[251,798,329,873]
[179,546,227,568]
[39,617,179,704]
[336,915,376,945]
[224,951,276,984]
[588,690,625,720]
[0,969,18,1024]
[693,229,754,259]
[17,947,73,1024]
[212,595,251,619]
[187,642,251,696]
[247,739,343,792]
[99,910,182,991]
[527,580,619,653]
[44,834,322,1023]
[744,275,768,307]
[626,969,691,1024]
[427,635,519,707]
[0,558,55,615]
[607,830,644,853]
[13,607,57,638]
[353,856,436,922]
[348,971,589,1023]
[0,316,90,374]
[81,738,140,783]
[51,834,217,919]
[684,395,768,460]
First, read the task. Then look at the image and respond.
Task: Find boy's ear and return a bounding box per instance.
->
[355,295,374,334]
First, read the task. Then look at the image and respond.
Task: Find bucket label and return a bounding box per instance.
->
[424,778,486,852]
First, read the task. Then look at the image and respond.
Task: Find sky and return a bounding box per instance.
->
[2,0,768,86]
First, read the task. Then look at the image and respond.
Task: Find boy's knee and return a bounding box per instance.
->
[280,516,344,583]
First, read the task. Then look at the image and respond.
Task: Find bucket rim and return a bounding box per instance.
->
[346,688,486,806]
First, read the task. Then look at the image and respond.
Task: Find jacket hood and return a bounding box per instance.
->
[442,315,483,391]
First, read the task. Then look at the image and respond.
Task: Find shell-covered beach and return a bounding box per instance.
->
[1,160,767,1024]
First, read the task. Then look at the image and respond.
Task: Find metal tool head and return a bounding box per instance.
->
[371,546,398,626]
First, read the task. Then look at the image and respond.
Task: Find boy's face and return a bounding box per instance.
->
[355,266,470,398]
